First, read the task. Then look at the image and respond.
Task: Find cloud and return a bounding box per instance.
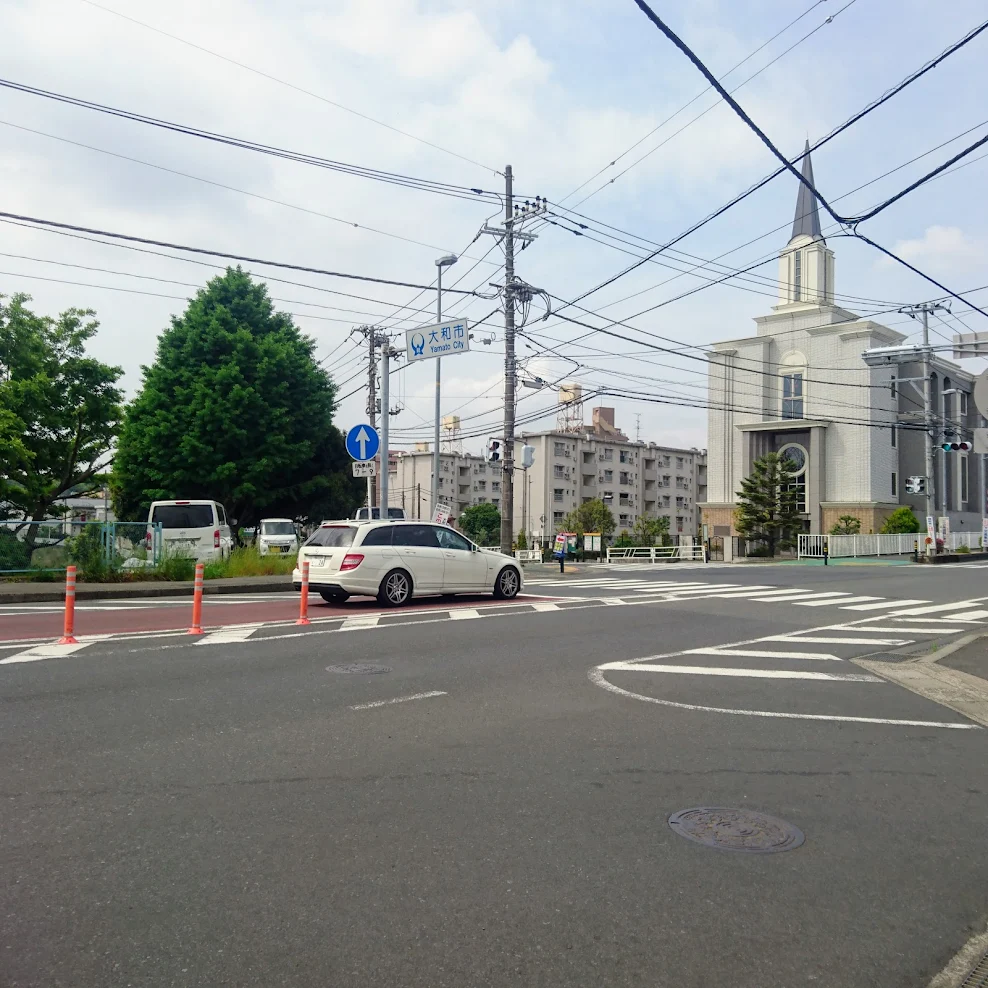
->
[887,225,988,275]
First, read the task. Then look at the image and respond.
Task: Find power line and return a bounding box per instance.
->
[78,0,498,175]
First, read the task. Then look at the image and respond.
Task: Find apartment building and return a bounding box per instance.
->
[390,449,503,520]
[516,410,707,541]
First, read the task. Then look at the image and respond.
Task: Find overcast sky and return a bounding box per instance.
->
[2,0,987,455]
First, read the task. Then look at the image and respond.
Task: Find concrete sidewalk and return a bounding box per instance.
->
[0,575,294,604]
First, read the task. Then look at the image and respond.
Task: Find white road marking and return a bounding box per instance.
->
[827,625,952,634]
[663,585,773,596]
[839,598,928,611]
[531,602,560,612]
[448,608,480,620]
[684,647,841,661]
[588,666,980,728]
[764,635,914,646]
[920,609,988,622]
[602,661,881,682]
[745,591,854,603]
[795,595,883,607]
[340,615,381,631]
[0,636,112,664]
[349,690,447,711]
[195,623,263,645]
[887,599,988,617]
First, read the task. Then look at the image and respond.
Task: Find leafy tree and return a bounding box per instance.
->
[829,514,861,536]
[458,503,501,546]
[880,507,920,534]
[516,529,527,550]
[0,294,123,545]
[632,514,670,546]
[734,452,801,556]
[561,498,615,537]
[112,268,361,524]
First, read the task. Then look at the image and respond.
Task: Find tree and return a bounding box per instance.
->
[631,514,670,546]
[112,268,361,524]
[458,503,500,546]
[880,507,920,534]
[561,498,615,538]
[734,452,801,556]
[829,514,861,536]
[0,294,122,543]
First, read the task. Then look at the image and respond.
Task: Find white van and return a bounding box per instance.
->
[147,500,233,562]
[257,518,300,555]
[353,506,406,521]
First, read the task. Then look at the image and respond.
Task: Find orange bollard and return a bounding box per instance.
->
[57,565,79,645]
[188,562,205,635]
[296,561,311,626]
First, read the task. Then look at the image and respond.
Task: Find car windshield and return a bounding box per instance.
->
[261,521,295,536]
[151,504,213,529]
[304,526,357,548]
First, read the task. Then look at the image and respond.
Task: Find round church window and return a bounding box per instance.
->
[779,443,807,476]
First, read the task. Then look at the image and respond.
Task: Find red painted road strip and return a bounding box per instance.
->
[0,594,551,642]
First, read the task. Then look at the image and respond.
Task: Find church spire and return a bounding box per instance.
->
[790,141,823,243]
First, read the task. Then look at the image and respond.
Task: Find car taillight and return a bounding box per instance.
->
[214,529,220,548]
[145,531,152,550]
[340,553,364,571]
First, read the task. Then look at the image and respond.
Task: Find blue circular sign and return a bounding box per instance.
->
[345,424,380,461]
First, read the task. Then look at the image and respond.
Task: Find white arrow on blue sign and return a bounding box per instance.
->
[345,424,380,462]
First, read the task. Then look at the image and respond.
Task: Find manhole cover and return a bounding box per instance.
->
[668,807,804,853]
[325,663,391,675]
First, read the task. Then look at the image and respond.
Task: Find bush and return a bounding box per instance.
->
[880,507,920,534]
[957,544,971,554]
[0,529,32,571]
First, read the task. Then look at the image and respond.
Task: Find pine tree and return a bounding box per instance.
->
[734,452,801,556]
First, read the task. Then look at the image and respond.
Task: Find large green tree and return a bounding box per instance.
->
[0,294,122,539]
[112,268,361,524]
[631,513,670,546]
[734,451,801,556]
[562,498,616,537]
[458,503,501,546]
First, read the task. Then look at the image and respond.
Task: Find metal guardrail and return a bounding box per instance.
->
[514,549,542,562]
[606,544,706,563]
[798,532,984,559]
[0,520,163,574]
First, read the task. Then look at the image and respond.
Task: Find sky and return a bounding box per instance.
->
[2,0,987,456]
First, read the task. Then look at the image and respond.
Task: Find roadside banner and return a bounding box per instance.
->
[432,502,451,526]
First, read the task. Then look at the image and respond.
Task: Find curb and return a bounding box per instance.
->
[0,578,294,604]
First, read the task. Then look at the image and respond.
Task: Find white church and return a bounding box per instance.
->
[699,144,985,538]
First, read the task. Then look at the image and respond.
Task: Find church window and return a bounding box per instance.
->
[779,351,807,421]
[793,250,802,302]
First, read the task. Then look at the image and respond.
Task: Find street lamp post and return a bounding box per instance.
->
[433,254,458,514]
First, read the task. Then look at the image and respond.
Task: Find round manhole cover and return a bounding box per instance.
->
[668,807,804,853]
[325,663,392,675]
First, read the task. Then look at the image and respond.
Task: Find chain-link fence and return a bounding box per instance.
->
[0,520,163,576]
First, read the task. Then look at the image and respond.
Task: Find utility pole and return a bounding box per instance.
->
[379,339,393,518]
[366,327,378,511]
[500,164,516,555]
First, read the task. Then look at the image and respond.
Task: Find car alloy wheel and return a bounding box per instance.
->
[494,567,520,599]
[380,570,411,606]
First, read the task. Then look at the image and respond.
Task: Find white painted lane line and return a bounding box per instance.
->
[588,667,979,728]
[840,598,929,611]
[448,608,480,620]
[664,585,776,597]
[531,602,560,612]
[603,661,881,683]
[603,598,631,606]
[195,623,263,645]
[684,647,842,661]
[340,616,381,631]
[746,591,855,603]
[349,690,447,711]
[764,635,914,646]
[0,637,110,664]
[796,596,883,607]
[827,625,959,634]
[915,609,988,622]
[887,599,988,617]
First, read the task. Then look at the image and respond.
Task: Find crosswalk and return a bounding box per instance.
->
[526,576,988,618]
[593,614,984,729]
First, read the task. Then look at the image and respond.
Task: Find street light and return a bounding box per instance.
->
[433,254,458,514]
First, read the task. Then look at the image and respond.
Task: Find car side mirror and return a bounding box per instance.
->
[471,543,478,552]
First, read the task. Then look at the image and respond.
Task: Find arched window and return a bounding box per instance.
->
[779,351,807,420]
[779,442,808,512]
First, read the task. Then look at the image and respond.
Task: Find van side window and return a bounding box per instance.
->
[217,503,227,525]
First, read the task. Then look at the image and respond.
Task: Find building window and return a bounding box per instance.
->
[793,250,802,301]
[961,456,969,503]
[890,375,896,398]
[554,465,565,478]
[476,497,487,503]
[782,372,804,419]
[676,457,684,469]
[891,472,897,497]
[619,471,629,485]
[603,469,613,482]
[603,448,613,461]
[491,498,500,507]
[492,481,500,492]
[891,425,896,448]
[960,392,969,416]
[619,514,629,525]
[779,442,808,512]
[553,442,566,456]
[553,511,563,524]
[553,489,563,503]
[477,481,486,491]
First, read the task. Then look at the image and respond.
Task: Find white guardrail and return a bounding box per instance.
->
[606,544,706,563]
[798,532,984,558]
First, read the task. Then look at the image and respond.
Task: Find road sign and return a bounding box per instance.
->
[345,424,380,461]
[926,515,936,541]
[586,533,601,552]
[974,369,988,418]
[974,429,988,454]
[405,319,470,364]
[352,461,377,478]
[432,502,451,526]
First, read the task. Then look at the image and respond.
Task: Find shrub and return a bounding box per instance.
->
[880,507,920,534]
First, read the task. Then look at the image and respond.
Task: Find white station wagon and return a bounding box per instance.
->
[292,520,523,606]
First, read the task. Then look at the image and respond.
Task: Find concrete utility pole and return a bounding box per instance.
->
[433,254,458,513]
[366,327,378,511]
[380,340,392,519]
[500,164,516,555]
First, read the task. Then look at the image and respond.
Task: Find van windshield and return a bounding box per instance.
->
[151,504,214,529]
[304,526,357,548]
[261,521,295,536]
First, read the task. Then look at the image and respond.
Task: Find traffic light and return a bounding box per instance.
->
[941,441,972,452]
[488,439,501,463]
[521,444,535,469]
[904,476,926,495]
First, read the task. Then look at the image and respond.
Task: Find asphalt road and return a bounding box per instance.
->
[2,563,987,987]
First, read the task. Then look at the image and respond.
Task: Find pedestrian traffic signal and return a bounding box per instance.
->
[941,441,972,452]
[904,476,926,495]
[488,439,501,462]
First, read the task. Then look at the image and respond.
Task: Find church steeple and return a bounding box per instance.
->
[790,141,824,244]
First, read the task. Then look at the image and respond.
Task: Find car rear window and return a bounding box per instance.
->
[151,504,214,529]
[392,525,440,548]
[359,526,393,547]
[304,526,357,548]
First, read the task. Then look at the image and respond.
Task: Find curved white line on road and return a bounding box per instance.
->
[587,667,981,729]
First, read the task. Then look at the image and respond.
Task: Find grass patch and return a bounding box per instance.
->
[203,547,297,579]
